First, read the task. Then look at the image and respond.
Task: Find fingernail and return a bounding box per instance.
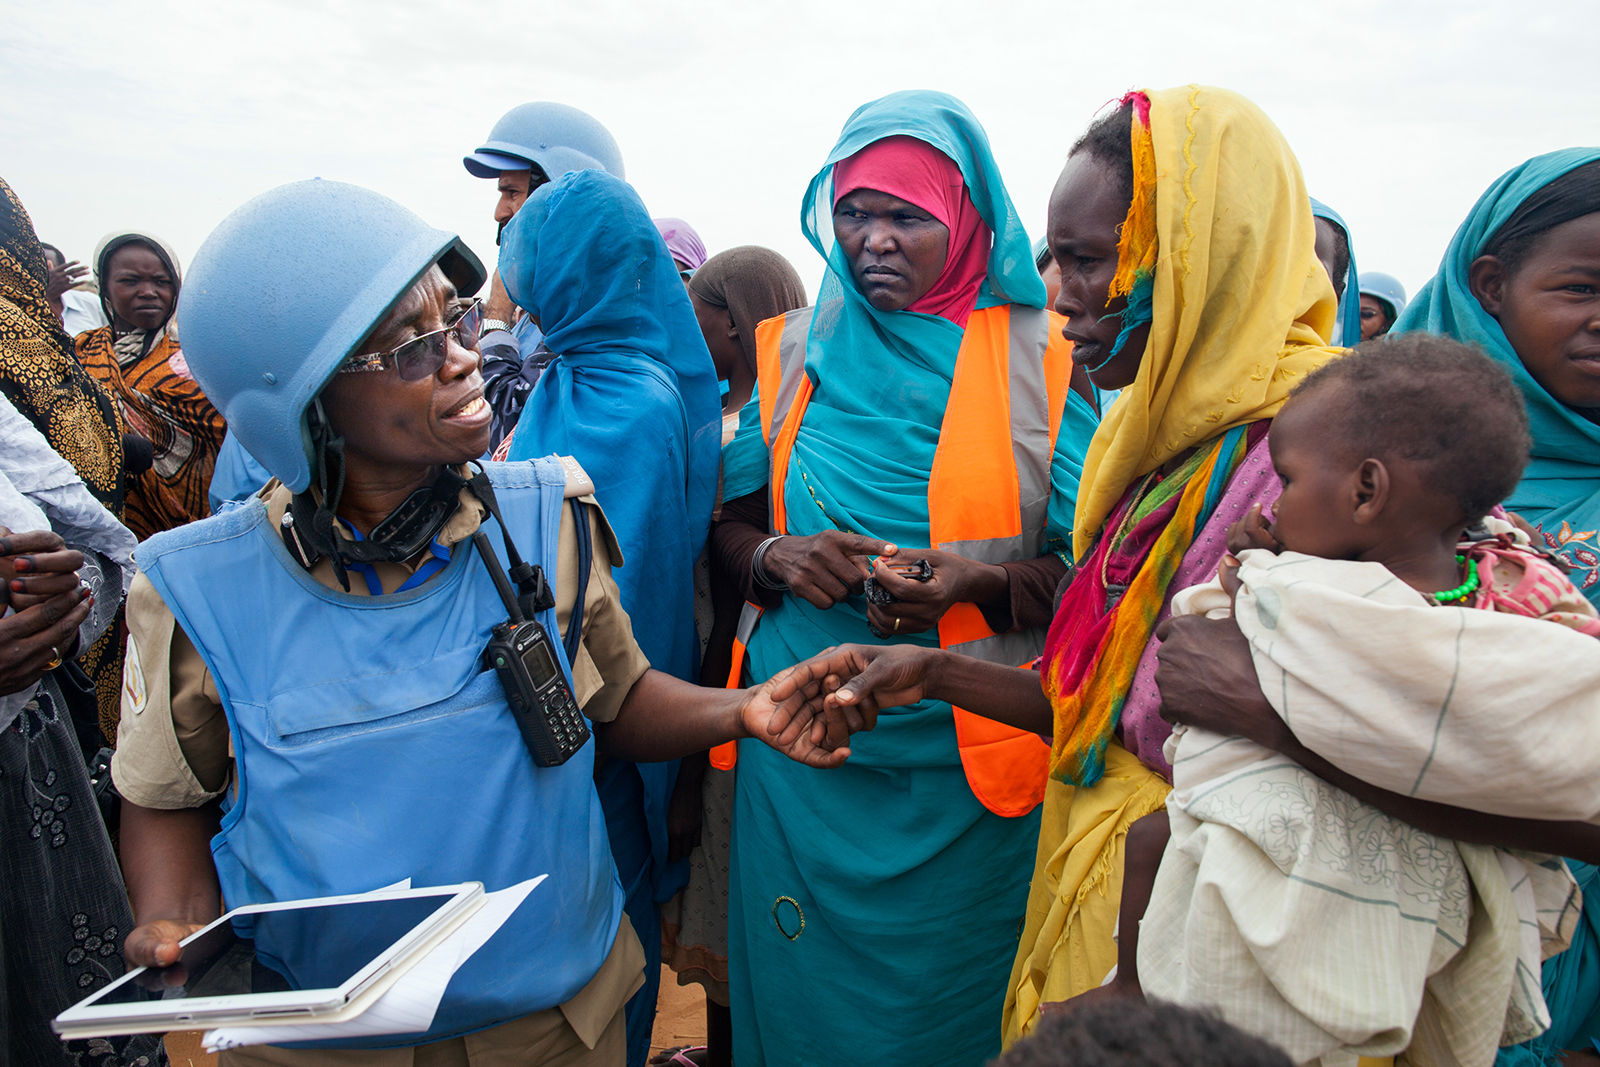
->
[13,559,30,572]
[9,580,21,592]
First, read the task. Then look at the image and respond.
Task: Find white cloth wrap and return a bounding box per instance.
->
[1139,550,1588,1067]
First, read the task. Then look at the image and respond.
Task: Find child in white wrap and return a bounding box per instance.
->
[1110,338,1600,1067]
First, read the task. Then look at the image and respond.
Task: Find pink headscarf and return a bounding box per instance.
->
[831,135,992,327]
[653,217,708,271]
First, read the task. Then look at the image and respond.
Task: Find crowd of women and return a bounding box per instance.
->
[0,79,1597,1067]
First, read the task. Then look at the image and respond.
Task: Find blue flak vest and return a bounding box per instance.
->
[138,458,623,1048]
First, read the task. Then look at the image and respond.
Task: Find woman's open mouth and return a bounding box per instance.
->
[442,395,490,425]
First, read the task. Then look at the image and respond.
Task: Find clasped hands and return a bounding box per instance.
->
[760,530,1006,635]
[0,526,94,697]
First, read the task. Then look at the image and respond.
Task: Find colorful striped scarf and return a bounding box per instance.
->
[1043,422,1259,786]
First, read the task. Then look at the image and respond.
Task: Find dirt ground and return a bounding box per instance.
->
[162,967,706,1065]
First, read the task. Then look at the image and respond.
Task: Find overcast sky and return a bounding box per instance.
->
[4,0,1597,306]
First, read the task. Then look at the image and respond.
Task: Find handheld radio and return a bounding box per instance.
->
[473,530,590,767]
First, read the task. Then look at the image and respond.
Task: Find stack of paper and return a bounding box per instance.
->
[202,877,543,1053]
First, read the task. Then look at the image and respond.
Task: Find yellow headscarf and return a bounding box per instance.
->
[1072,85,1341,557]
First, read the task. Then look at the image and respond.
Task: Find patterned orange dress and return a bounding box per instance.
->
[75,324,226,541]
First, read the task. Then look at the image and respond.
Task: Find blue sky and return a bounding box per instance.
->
[4,0,1597,303]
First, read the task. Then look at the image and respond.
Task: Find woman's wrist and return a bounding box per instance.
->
[961,561,1011,607]
[752,535,789,590]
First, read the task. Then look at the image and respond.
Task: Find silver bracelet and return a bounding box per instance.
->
[482,318,514,334]
[752,535,789,590]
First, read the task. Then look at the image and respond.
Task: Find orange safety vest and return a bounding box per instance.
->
[710,303,1073,818]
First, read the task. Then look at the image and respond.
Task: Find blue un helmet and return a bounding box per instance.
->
[176,179,485,494]
[463,101,625,181]
[1358,270,1409,320]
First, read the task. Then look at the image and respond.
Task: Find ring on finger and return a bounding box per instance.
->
[893,617,901,632]
[45,645,61,670]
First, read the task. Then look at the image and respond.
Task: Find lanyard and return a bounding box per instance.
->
[337,520,451,597]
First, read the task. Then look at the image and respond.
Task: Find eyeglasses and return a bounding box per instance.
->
[340,299,483,381]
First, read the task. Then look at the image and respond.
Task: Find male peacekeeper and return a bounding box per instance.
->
[462,100,700,1067]
[110,179,851,1067]
[462,100,625,451]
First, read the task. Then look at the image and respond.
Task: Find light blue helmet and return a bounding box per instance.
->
[176,179,485,494]
[1358,270,1408,319]
[463,101,625,181]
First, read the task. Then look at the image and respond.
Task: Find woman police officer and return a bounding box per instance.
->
[110,179,851,1067]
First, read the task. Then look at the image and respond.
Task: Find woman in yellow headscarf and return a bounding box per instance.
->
[780,84,1343,1045]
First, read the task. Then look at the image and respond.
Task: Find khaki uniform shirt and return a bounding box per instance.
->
[112,463,651,1065]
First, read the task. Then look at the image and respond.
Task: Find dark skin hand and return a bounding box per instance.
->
[1153,614,1600,863]
[864,549,1008,636]
[0,527,88,612]
[781,640,1053,737]
[0,526,93,695]
[1049,152,1151,392]
[760,530,889,609]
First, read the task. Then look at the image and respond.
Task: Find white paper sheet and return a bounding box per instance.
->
[203,876,544,1052]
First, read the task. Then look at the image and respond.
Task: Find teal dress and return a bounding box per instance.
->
[723,90,1099,1067]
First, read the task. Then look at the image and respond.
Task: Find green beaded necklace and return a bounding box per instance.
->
[1429,554,1481,605]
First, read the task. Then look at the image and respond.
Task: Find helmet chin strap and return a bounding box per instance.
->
[287,400,464,592]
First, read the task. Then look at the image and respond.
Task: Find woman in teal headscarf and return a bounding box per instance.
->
[1394,147,1600,1066]
[1395,149,1600,600]
[498,168,722,1067]
[717,90,1099,1067]
[1311,198,1362,346]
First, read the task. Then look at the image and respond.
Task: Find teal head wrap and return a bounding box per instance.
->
[1395,147,1600,601]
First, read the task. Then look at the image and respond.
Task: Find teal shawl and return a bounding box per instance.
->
[1310,198,1361,346]
[1497,862,1600,1065]
[1394,147,1600,603]
[726,90,1097,1067]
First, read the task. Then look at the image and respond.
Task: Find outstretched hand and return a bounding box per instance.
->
[738,664,860,768]
[769,642,941,732]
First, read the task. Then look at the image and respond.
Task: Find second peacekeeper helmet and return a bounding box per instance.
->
[463,101,626,182]
[176,179,486,495]
[1358,270,1409,320]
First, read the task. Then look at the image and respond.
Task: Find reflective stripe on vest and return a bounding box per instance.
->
[754,303,1072,817]
[709,601,763,771]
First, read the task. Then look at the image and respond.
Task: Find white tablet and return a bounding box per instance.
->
[55,883,482,1036]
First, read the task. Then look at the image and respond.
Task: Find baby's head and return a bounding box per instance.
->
[990,999,1292,1067]
[1267,334,1531,559]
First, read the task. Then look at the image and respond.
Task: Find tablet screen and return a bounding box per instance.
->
[88,893,452,1007]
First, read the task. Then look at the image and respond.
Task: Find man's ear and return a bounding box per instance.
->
[726,308,739,340]
[1352,458,1390,526]
[1468,254,1508,318]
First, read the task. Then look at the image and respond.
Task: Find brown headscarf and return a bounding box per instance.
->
[687,245,809,371]
[0,177,126,512]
